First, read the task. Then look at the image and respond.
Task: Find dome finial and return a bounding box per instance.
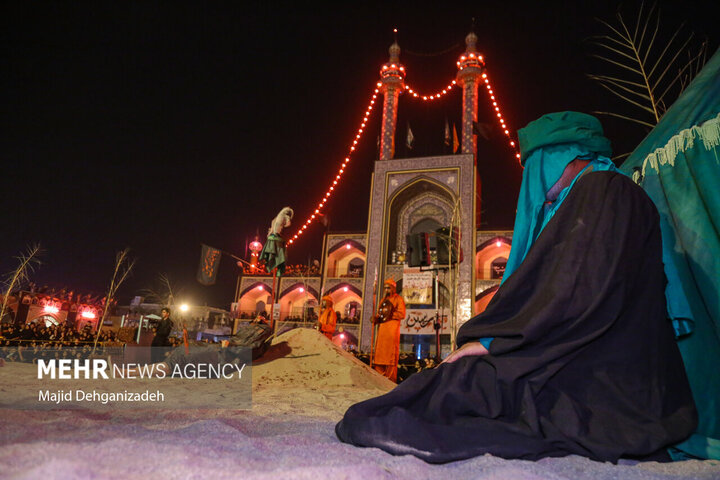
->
[465,31,478,53]
[389,28,400,62]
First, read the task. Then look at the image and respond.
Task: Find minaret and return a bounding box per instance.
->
[379,40,405,161]
[456,32,485,160]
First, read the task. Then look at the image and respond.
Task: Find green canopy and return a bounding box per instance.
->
[621,47,720,460]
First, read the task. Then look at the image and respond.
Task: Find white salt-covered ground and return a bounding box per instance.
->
[1,328,719,479]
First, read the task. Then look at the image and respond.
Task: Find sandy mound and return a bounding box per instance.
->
[253,328,395,391]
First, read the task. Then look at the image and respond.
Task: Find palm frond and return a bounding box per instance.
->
[92,248,135,353]
[642,7,661,65]
[0,244,43,324]
[594,82,656,114]
[652,33,695,94]
[587,2,707,128]
[647,24,688,80]
[587,74,647,89]
[591,53,643,76]
[587,34,635,52]
[588,75,651,101]
[595,17,631,44]
[636,2,657,54]
[657,42,707,104]
[591,111,655,128]
[594,41,640,63]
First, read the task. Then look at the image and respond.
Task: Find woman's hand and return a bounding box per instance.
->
[442,341,489,364]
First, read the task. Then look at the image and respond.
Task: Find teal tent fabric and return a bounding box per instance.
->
[620,47,720,460]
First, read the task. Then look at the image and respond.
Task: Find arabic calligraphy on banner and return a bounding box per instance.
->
[401,309,449,334]
[402,269,433,305]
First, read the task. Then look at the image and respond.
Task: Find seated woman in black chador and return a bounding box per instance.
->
[335,112,697,463]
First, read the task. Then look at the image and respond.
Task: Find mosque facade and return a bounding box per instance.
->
[237,32,515,356]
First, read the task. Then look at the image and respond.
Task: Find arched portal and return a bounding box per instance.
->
[237,282,274,317]
[387,177,456,263]
[278,283,319,321]
[476,236,512,280]
[326,239,367,278]
[325,283,363,322]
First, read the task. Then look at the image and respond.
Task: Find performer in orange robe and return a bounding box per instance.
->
[317,295,337,340]
[372,279,406,382]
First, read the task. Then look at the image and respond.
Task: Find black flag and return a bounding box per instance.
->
[197,244,222,285]
[473,121,493,139]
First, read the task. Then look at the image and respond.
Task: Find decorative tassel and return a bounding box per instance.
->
[641,113,720,177]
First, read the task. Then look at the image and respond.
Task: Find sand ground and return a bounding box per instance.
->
[1,328,719,480]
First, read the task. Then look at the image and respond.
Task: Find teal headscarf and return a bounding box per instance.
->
[503,112,620,281]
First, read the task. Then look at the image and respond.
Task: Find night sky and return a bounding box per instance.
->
[2,1,717,309]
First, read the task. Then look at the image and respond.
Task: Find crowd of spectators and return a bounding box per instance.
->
[21,283,117,309]
[0,323,121,363]
[242,263,321,277]
[277,312,360,325]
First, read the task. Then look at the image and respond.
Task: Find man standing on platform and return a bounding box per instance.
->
[372,279,405,382]
[151,307,174,363]
[317,295,337,340]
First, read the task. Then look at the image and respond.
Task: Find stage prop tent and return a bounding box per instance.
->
[621,47,720,460]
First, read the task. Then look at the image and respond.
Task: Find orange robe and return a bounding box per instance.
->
[318,308,337,340]
[373,293,406,382]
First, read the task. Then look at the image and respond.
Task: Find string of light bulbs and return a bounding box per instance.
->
[406,72,519,160]
[286,87,380,246]
[403,80,457,101]
[287,67,519,247]
[481,70,521,161]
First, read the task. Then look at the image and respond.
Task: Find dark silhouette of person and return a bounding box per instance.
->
[151,307,174,362]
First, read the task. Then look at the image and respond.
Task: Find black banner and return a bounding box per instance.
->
[197,244,221,285]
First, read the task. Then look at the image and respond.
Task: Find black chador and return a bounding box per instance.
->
[336,172,696,463]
